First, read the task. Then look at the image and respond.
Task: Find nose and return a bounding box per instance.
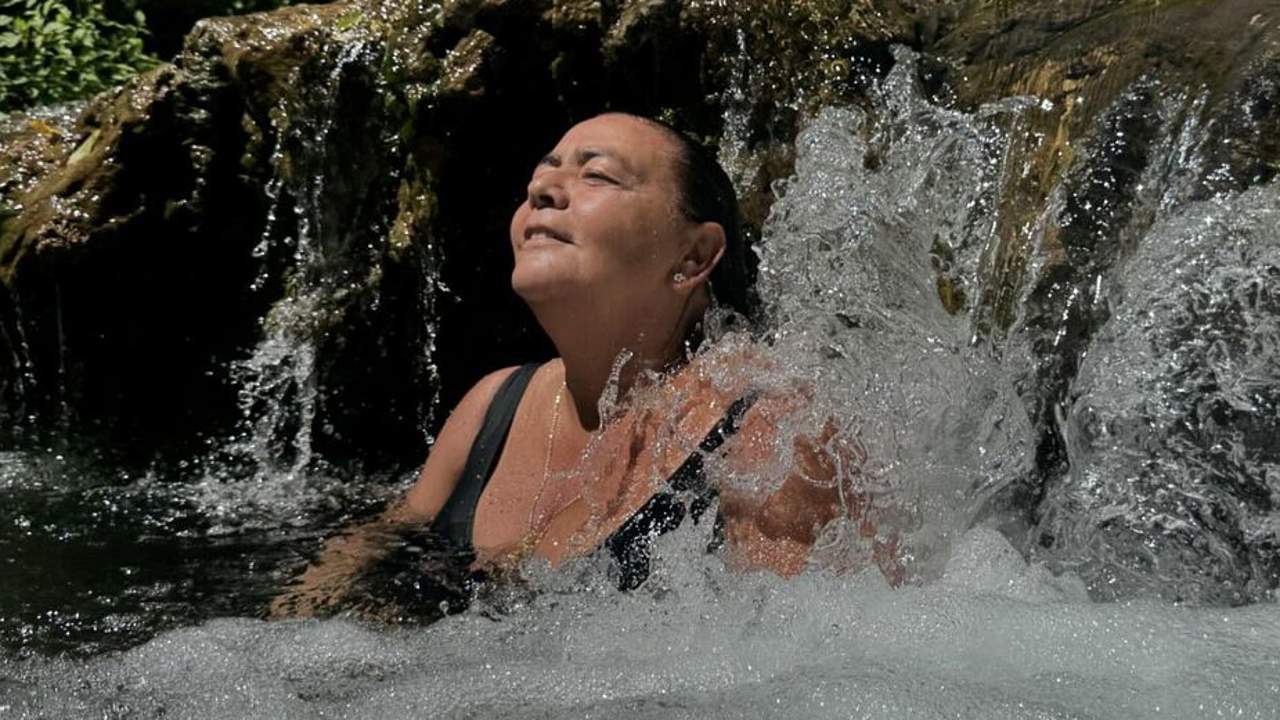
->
[527,172,568,210]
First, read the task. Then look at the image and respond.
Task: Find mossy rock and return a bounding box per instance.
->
[1,0,1277,472]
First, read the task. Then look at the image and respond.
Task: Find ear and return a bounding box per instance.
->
[673,221,726,289]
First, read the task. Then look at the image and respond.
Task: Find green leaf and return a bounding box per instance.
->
[0,0,160,112]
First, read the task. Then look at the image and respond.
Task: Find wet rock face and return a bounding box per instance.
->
[0,3,1278,504]
[0,63,270,457]
[0,0,916,460]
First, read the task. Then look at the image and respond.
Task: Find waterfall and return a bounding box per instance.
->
[228,38,380,479]
[1013,77,1280,604]
[0,284,37,433]
[187,24,434,532]
[1034,182,1280,604]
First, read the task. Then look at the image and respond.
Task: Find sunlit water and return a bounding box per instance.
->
[3,47,1280,718]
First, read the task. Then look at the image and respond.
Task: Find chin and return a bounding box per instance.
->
[510,266,571,306]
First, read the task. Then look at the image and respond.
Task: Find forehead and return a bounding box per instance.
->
[552,115,679,178]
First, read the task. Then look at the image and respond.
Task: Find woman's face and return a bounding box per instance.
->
[509,114,689,310]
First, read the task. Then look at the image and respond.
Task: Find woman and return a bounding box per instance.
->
[271,113,894,617]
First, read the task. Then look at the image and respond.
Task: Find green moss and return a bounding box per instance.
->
[0,211,20,284]
[335,7,365,33]
[686,0,915,112]
[388,176,436,258]
[434,29,495,97]
[65,128,101,166]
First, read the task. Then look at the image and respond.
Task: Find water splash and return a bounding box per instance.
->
[1034,182,1280,604]
[740,50,1037,578]
[184,27,430,534]
[715,28,757,193]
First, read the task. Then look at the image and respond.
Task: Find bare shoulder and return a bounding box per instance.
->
[396,366,524,521]
[725,379,815,470]
[438,365,526,446]
[452,366,525,422]
[662,335,769,404]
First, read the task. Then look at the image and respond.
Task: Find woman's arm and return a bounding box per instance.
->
[266,503,427,619]
[267,368,518,618]
[719,394,904,584]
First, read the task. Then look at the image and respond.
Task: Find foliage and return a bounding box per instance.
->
[0,0,158,112]
[102,0,297,59]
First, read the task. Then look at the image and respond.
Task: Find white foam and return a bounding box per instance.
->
[5,528,1279,720]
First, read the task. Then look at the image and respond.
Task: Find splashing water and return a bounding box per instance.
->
[5,523,1280,719]
[184,28,429,534]
[1034,183,1280,604]
[1008,72,1280,605]
[742,50,1038,579]
[230,36,383,481]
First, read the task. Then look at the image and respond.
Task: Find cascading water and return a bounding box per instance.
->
[185,25,431,534]
[1015,75,1280,605]
[230,37,382,480]
[0,284,38,430]
[0,17,431,656]
[3,28,1280,720]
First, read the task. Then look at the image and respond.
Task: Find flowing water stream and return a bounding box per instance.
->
[2,40,1279,718]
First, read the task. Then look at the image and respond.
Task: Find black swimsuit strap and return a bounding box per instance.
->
[431,363,542,548]
[606,390,759,589]
[668,391,760,494]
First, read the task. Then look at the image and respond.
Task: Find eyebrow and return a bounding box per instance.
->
[539,147,635,174]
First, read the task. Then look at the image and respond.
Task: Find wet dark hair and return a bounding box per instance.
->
[633,115,758,326]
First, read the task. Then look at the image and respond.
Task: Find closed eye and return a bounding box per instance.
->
[584,170,618,184]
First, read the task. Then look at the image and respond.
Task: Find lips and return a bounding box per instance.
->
[524,223,572,245]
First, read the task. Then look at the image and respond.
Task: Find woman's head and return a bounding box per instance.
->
[509,113,754,356]
[641,117,755,324]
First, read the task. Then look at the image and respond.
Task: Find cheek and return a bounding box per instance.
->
[510,203,528,248]
[581,197,676,270]
[509,198,535,249]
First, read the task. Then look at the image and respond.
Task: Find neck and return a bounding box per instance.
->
[532,296,699,430]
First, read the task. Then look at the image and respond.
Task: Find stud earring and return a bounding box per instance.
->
[673,272,687,283]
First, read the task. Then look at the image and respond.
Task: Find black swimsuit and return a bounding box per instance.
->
[431,363,756,590]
